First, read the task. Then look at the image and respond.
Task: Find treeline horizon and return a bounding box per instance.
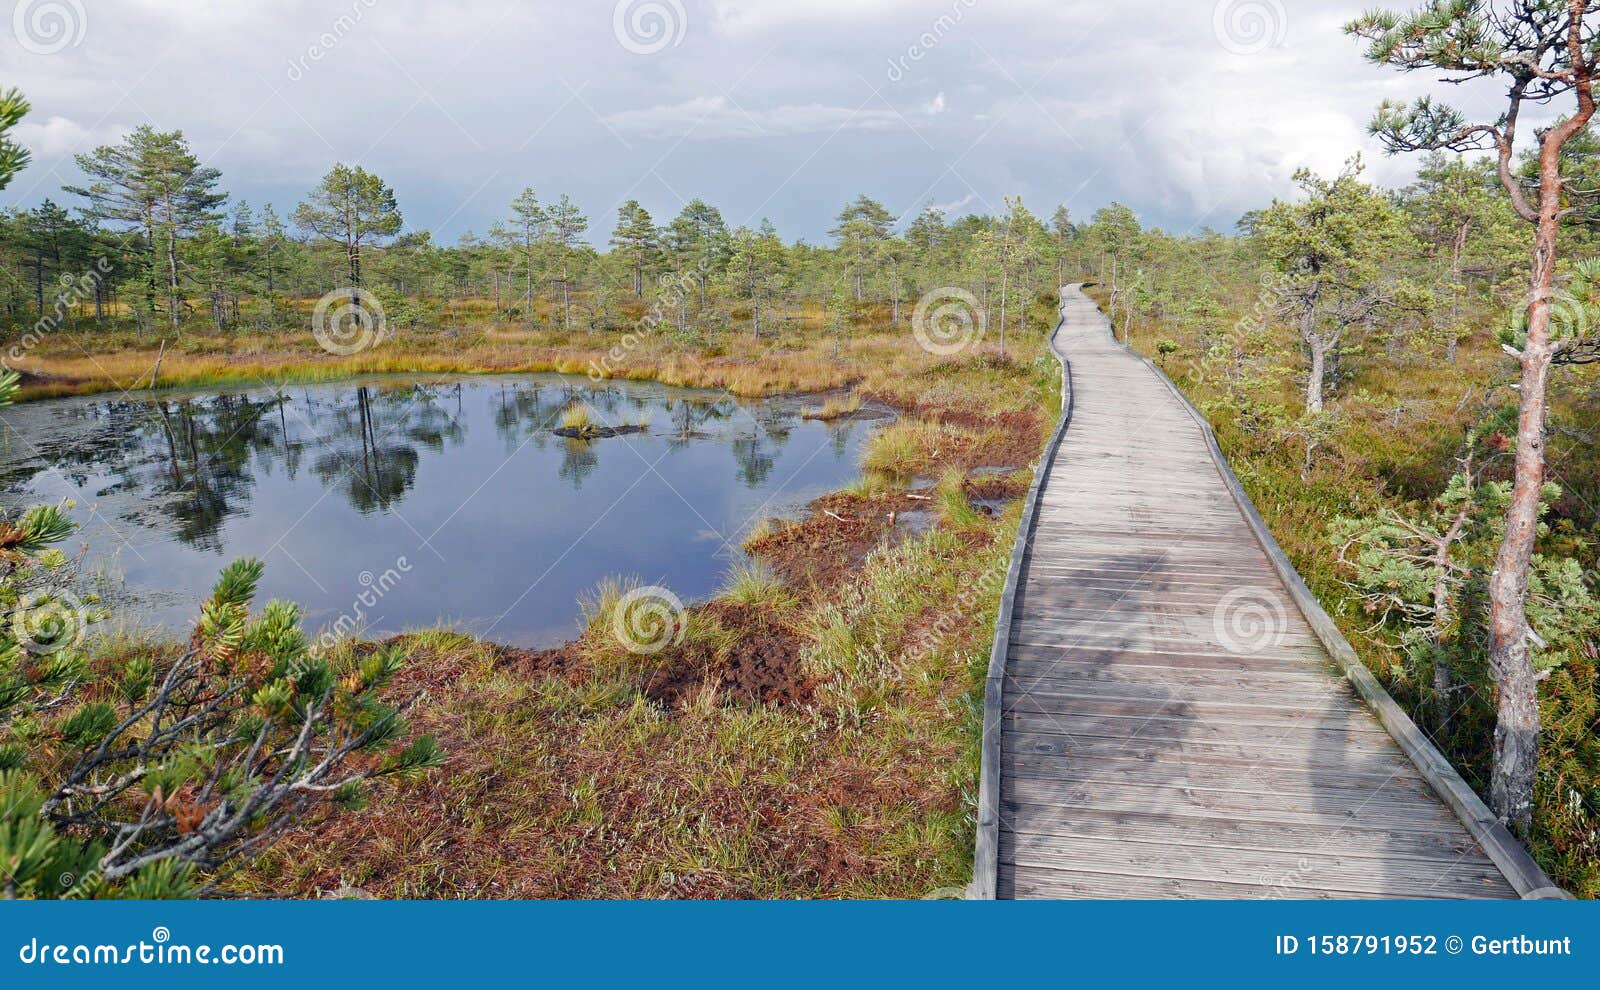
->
[5,118,1589,363]
[1,121,1103,340]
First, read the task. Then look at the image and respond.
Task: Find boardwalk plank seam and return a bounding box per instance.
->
[969,284,1562,900]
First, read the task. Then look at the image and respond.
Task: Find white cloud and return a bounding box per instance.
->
[0,0,1526,240]
[15,116,125,159]
[602,96,902,140]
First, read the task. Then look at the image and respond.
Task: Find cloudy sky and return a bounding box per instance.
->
[1,0,1521,243]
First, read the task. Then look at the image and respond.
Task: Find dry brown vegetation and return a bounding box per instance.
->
[112,296,1067,898]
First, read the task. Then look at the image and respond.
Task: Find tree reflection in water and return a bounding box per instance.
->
[0,373,874,645]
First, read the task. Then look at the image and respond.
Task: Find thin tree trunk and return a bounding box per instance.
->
[1486,16,1595,831]
[999,272,1008,350]
[1305,337,1326,415]
[166,226,181,332]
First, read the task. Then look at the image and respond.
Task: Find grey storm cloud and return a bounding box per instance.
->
[0,0,1526,241]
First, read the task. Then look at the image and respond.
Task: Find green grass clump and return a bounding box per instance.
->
[559,403,596,433]
[843,473,894,497]
[802,393,862,420]
[860,419,962,477]
[741,517,786,549]
[719,560,795,611]
[936,467,984,530]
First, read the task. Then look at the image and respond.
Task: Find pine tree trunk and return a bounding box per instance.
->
[1485,52,1595,831]
[166,227,181,332]
[1488,318,1554,833]
[1305,338,1325,415]
[562,259,572,330]
[999,272,1008,349]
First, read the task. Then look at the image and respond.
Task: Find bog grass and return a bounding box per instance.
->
[59,293,1061,899]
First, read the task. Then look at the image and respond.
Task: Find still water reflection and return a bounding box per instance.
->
[0,374,874,646]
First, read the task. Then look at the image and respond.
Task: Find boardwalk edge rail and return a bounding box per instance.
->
[1119,302,1567,901]
[970,294,1075,900]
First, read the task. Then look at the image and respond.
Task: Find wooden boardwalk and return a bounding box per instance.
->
[971,285,1560,900]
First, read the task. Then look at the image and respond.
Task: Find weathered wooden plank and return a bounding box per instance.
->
[999,710,1403,753]
[1003,728,1409,766]
[1000,693,1389,732]
[997,804,1490,863]
[997,864,1481,900]
[1006,641,1343,674]
[1003,659,1342,693]
[1002,778,1464,831]
[1003,681,1347,714]
[1003,736,1414,779]
[1002,750,1426,797]
[972,284,1544,901]
[1000,834,1513,899]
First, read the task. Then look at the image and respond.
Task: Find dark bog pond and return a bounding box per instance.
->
[0,374,878,647]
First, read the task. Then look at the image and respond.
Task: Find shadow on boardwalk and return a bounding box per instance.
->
[988,286,1516,900]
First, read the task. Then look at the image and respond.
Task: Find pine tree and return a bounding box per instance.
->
[665,199,730,317]
[0,88,30,192]
[67,126,226,333]
[490,187,546,321]
[830,194,893,303]
[610,199,659,298]
[293,163,403,304]
[545,194,588,331]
